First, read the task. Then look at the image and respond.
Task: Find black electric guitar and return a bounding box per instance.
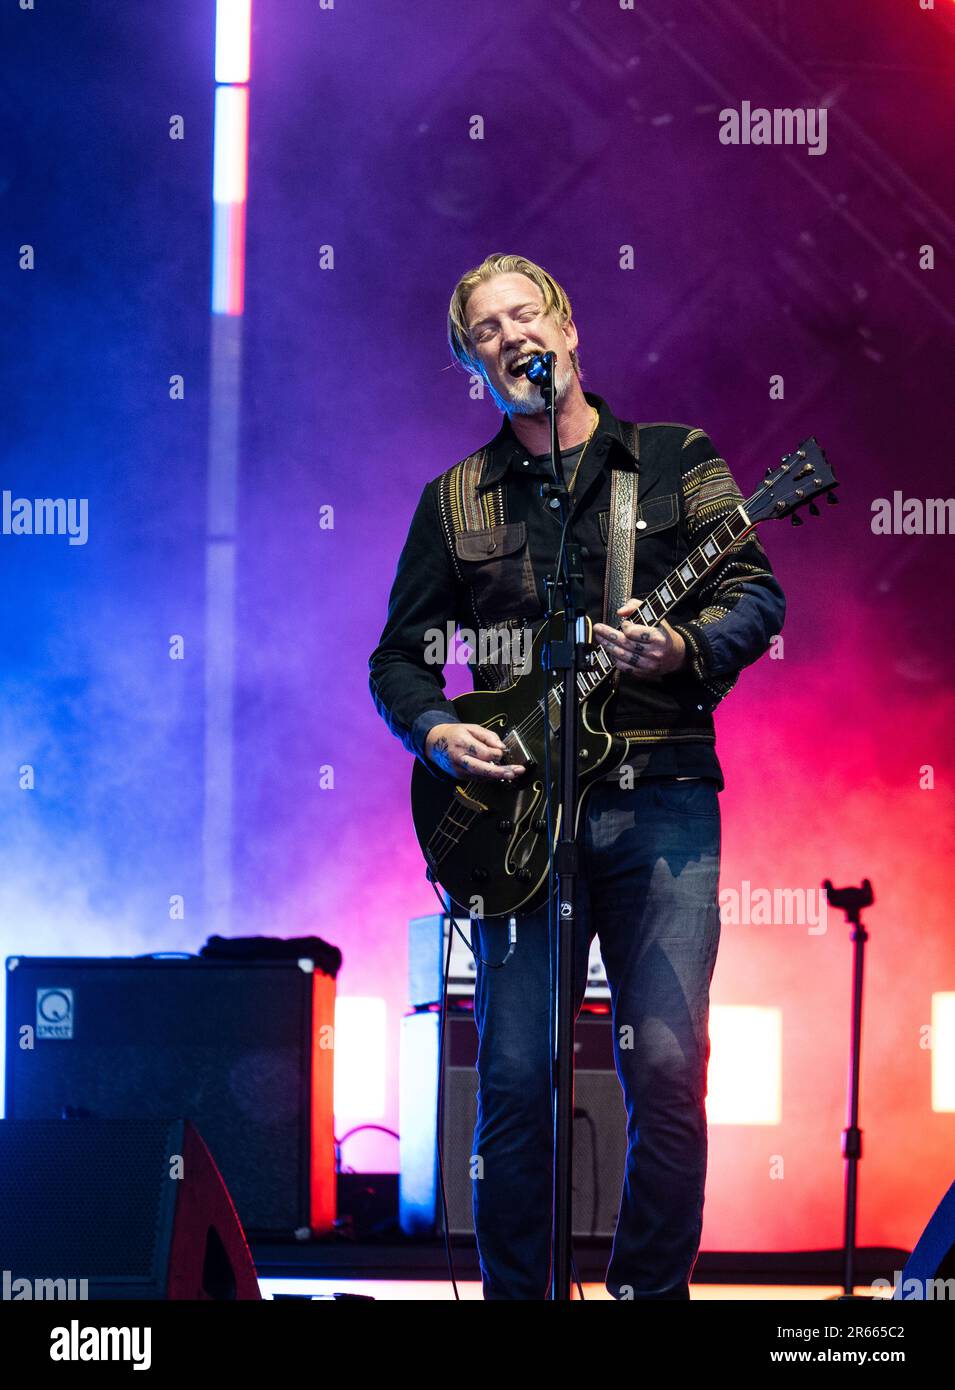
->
[411,438,837,917]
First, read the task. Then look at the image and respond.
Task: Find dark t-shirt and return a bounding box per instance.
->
[530,440,587,490]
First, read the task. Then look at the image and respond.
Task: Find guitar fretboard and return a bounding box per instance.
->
[540,502,754,719]
[630,504,752,628]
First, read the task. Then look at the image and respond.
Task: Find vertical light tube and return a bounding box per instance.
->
[215,0,252,84]
[211,84,248,315]
[204,1,252,934]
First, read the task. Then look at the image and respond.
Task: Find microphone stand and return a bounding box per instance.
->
[823,877,874,1300]
[527,352,585,1301]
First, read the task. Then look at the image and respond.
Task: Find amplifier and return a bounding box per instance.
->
[400,1008,626,1238]
[408,912,610,1006]
[4,954,336,1239]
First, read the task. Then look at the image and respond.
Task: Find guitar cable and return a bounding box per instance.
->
[425,872,519,1299]
[540,500,587,1300]
[542,712,586,1304]
[434,879,461,1300]
[427,868,584,1301]
[426,870,518,971]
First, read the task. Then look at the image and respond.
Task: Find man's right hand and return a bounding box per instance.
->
[424,723,525,781]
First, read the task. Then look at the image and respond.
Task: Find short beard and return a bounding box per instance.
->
[486,360,576,416]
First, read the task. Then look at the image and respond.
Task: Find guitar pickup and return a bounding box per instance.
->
[507,731,533,767]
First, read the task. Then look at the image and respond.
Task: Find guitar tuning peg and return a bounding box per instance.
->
[808,502,820,516]
[791,513,804,525]
[827,492,839,505]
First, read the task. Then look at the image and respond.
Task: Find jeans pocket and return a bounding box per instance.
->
[651,778,719,818]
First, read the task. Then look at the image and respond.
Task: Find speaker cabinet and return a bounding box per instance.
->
[0,1117,261,1299]
[400,1009,627,1238]
[4,955,336,1238]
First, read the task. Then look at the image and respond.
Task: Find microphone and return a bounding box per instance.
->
[523,351,555,386]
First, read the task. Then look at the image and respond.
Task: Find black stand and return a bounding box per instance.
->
[529,352,585,1301]
[823,877,874,1300]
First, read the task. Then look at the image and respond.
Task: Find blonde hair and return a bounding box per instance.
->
[447,253,581,377]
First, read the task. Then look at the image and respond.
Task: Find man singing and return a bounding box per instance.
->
[369,253,785,1299]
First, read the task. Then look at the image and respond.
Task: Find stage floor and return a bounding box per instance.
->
[261,1277,894,1301]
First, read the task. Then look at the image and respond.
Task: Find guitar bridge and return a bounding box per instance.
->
[454,785,488,812]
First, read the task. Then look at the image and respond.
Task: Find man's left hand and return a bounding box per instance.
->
[592,600,687,678]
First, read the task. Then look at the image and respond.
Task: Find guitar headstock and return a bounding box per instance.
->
[747,437,838,526]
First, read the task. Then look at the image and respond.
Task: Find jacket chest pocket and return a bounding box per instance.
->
[598,492,680,585]
[454,521,539,621]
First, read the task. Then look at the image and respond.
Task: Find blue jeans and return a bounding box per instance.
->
[471,775,722,1300]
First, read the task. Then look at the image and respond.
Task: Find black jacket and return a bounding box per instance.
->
[369,392,786,789]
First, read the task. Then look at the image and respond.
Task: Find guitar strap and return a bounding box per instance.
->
[601,421,640,626]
